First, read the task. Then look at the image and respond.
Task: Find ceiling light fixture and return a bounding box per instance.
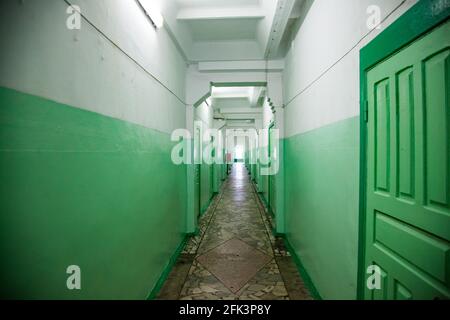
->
[138,0,164,29]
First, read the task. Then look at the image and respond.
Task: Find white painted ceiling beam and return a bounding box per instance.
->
[290,0,305,19]
[265,0,297,58]
[212,93,251,99]
[226,121,256,125]
[220,108,262,114]
[198,60,285,72]
[225,125,256,129]
[213,95,250,101]
[249,87,265,107]
[225,126,256,130]
[177,7,265,20]
[221,114,262,120]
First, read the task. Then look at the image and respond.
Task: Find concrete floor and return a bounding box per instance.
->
[157,164,312,300]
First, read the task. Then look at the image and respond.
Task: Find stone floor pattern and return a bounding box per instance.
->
[157,164,313,300]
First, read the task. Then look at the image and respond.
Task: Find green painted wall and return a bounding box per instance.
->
[0,87,186,299]
[185,141,198,234]
[194,102,218,215]
[284,116,360,299]
[200,162,213,213]
[259,146,269,207]
[256,162,262,193]
[251,163,256,181]
[213,163,225,193]
[274,140,285,234]
[261,174,269,206]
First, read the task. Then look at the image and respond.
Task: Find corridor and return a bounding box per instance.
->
[157,164,311,300]
[0,0,449,301]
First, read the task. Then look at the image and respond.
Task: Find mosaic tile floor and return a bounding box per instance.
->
[157,163,313,300]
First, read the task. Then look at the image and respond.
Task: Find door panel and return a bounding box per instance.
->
[424,50,449,211]
[396,67,415,201]
[364,21,450,300]
[374,78,391,194]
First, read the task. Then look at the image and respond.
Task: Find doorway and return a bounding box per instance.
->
[359,2,450,299]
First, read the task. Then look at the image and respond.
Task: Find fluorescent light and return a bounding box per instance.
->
[138,0,164,29]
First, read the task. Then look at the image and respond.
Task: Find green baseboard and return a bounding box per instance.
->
[146,235,189,300]
[153,190,217,300]
[154,186,219,299]
[283,237,322,300]
[251,183,280,237]
[187,227,200,237]
[255,190,276,218]
[252,179,318,298]
[273,230,284,238]
[257,192,268,208]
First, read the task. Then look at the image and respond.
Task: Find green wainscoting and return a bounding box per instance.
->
[261,174,269,206]
[200,162,213,215]
[0,87,186,299]
[285,116,360,299]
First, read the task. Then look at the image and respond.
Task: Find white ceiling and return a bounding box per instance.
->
[213,97,252,109]
[212,86,255,99]
[211,87,265,107]
[177,0,261,9]
[177,0,260,6]
[210,86,265,128]
[187,18,260,42]
[152,0,303,129]
[157,0,299,61]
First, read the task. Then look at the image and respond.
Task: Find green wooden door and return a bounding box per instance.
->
[364,21,450,300]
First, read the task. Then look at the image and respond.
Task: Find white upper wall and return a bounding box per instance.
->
[262,98,274,130]
[283,0,418,137]
[195,101,213,128]
[0,0,187,134]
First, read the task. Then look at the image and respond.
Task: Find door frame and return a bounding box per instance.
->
[357,1,450,299]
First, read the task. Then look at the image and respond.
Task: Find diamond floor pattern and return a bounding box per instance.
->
[197,238,272,293]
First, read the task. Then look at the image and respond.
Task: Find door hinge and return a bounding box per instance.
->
[364,100,369,123]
